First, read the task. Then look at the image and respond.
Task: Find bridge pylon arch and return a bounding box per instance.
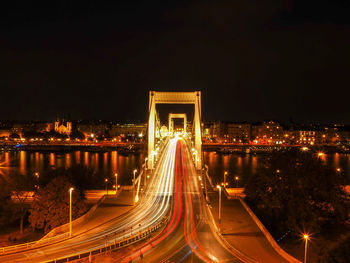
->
[168,113,187,134]
[148,91,202,169]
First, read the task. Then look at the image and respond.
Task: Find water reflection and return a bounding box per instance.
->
[0,151,349,189]
[0,151,145,189]
[204,152,350,186]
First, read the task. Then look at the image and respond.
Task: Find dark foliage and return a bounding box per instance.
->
[318,232,350,263]
[0,178,14,228]
[29,176,87,233]
[6,173,36,234]
[245,149,349,238]
[38,165,96,192]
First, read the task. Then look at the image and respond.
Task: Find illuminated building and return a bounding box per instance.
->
[54,120,72,135]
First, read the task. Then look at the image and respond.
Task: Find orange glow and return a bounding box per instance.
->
[50,153,55,166]
[20,151,26,175]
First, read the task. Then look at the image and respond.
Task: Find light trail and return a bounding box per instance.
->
[0,138,179,262]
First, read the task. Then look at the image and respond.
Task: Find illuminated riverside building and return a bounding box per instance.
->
[54,120,72,135]
[251,121,284,144]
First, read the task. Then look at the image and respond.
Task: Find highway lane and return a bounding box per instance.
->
[0,138,178,263]
[121,139,242,263]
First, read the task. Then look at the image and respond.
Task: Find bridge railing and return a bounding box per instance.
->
[0,232,69,254]
[43,216,169,263]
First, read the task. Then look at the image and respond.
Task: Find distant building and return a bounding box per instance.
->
[207,122,251,143]
[110,123,147,138]
[226,123,251,143]
[55,120,72,135]
[252,121,283,144]
[77,123,107,138]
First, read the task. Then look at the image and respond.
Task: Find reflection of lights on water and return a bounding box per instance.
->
[0,153,11,177]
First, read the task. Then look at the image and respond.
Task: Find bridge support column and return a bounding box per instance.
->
[148,91,156,169]
[194,91,202,170]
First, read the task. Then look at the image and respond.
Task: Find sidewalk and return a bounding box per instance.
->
[208,191,291,263]
[72,190,134,236]
[43,190,134,239]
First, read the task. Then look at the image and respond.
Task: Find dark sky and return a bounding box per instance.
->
[1,0,350,123]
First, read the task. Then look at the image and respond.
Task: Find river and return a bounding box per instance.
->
[0,150,349,189]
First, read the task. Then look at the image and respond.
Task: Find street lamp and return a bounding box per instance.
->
[114,173,118,195]
[133,169,137,205]
[224,171,228,187]
[105,178,109,195]
[144,157,148,186]
[235,176,239,188]
[216,185,222,230]
[303,234,309,263]
[69,187,74,237]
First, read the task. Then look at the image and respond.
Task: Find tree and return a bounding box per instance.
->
[7,173,36,234]
[244,149,349,238]
[29,176,88,233]
[38,165,96,192]
[0,177,14,227]
[318,232,350,263]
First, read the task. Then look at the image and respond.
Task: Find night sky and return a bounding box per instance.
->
[1,0,350,123]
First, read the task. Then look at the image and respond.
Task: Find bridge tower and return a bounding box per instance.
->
[148,91,202,169]
[168,113,187,134]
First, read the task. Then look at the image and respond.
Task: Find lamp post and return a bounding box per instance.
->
[216,185,222,230]
[235,176,239,188]
[303,234,309,263]
[144,158,148,187]
[114,173,118,195]
[224,171,228,188]
[69,187,74,237]
[133,169,137,205]
[105,178,109,195]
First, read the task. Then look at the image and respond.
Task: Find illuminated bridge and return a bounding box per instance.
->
[0,91,299,263]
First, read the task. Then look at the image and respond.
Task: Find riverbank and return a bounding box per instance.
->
[0,142,144,153]
[203,143,350,154]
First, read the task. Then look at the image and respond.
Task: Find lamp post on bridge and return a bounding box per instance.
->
[114,173,118,195]
[224,171,228,188]
[133,169,137,205]
[303,234,309,263]
[216,185,222,231]
[69,187,74,237]
[235,176,239,188]
[144,158,148,187]
[105,178,109,195]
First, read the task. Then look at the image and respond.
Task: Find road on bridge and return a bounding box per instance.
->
[120,139,245,263]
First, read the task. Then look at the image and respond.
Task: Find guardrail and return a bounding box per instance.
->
[203,164,214,188]
[44,217,168,263]
[0,232,69,254]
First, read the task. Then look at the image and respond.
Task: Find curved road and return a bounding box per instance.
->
[0,138,177,263]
